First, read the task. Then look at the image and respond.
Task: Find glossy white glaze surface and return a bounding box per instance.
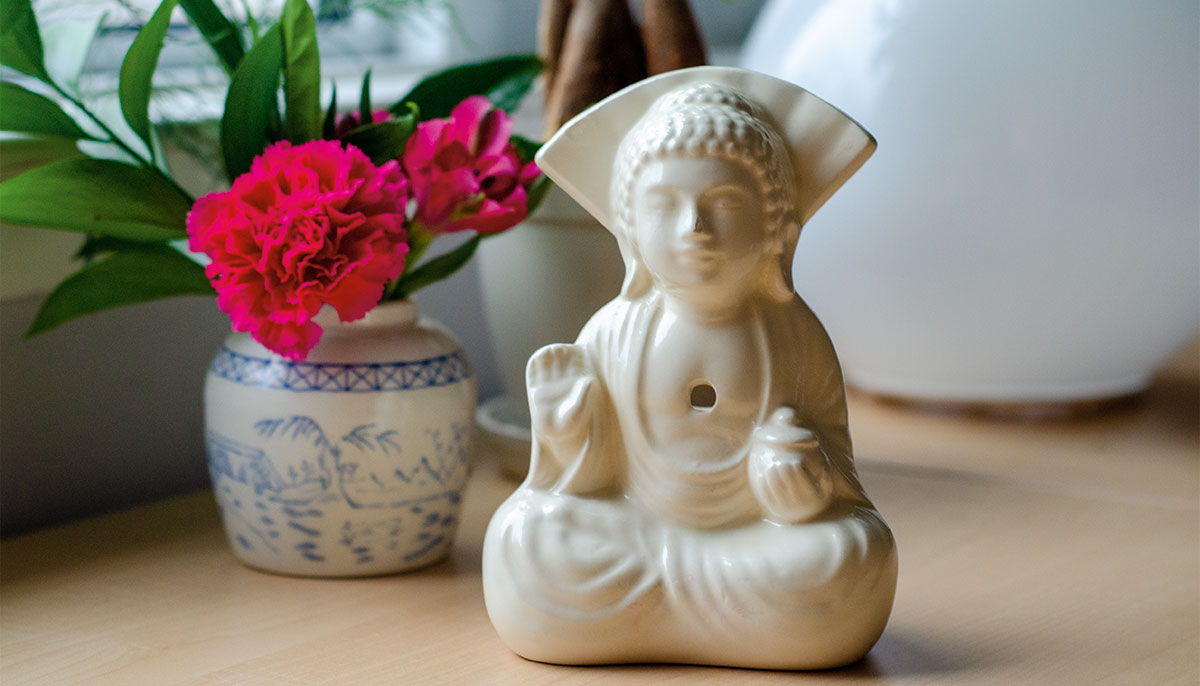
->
[205,301,477,576]
[482,67,897,669]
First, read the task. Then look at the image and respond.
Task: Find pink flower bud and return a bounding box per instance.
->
[402,96,542,236]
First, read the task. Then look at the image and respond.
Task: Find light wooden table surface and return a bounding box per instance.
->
[3,341,1197,685]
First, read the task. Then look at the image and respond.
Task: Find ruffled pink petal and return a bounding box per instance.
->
[186,139,409,360]
[252,319,323,361]
[186,192,228,252]
[323,272,386,322]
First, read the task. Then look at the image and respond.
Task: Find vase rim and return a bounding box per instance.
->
[314,299,418,331]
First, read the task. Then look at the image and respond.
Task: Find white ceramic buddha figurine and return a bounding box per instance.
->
[482,67,897,670]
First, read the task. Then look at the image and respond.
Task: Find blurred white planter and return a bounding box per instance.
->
[743,0,1199,405]
[475,186,624,476]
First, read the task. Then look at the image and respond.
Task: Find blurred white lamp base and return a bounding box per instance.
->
[742,0,1199,410]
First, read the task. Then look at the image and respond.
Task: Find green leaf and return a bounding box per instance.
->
[119,0,180,157]
[392,55,541,120]
[341,112,416,166]
[0,82,94,139]
[509,134,541,164]
[27,246,214,336]
[281,0,320,143]
[0,0,48,81]
[75,235,152,261]
[505,134,552,214]
[0,158,191,241]
[486,60,543,114]
[526,175,552,216]
[179,0,245,76]
[358,68,372,122]
[393,234,481,298]
[245,6,261,42]
[221,23,283,180]
[322,82,337,139]
[0,136,83,170]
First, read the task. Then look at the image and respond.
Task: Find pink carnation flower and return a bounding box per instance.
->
[188,140,409,360]
[402,95,540,236]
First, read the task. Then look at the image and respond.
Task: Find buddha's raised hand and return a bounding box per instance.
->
[526,344,598,460]
[747,407,834,524]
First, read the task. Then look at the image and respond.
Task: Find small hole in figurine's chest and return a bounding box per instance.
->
[689,382,717,411]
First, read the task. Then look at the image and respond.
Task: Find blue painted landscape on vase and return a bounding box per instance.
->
[206,415,469,569]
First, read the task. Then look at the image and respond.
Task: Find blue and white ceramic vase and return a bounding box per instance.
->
[203,300,476,577]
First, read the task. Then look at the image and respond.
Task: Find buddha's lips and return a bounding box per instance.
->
[676,247,719,265]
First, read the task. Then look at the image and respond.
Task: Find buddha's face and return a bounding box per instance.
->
[633,156,769,297]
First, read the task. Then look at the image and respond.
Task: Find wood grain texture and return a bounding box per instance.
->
[2,339,1196,685]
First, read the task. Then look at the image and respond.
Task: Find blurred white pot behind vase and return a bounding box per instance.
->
[475,185,624,475]
[742,0,1199,407]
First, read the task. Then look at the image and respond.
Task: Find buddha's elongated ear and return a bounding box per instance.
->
[762,218,802,303]
[780,219,801,297]
[617,236,653,299]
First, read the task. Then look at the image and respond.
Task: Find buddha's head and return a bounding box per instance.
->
[613,83,799,304]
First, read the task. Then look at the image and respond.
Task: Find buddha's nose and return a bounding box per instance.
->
[680,206,708,239]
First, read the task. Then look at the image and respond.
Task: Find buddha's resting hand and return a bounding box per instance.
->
[527,343,599,465]
[747,407,834,523]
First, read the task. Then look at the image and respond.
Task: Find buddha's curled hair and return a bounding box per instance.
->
[612,83,799,301]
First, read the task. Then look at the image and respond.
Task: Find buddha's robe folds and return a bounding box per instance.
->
[482,292,897,669]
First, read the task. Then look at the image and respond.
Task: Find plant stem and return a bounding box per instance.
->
[50,82,196,204]
[406,230,434,270]
[382,230,429,300]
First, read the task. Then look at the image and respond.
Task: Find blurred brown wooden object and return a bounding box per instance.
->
[539,0,708,139]
[642,0,707,75]
[540,0,646,139]
[537,0,572,104]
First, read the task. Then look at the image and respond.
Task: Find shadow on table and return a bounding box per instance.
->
[531,628,978,682]
[1140,366,1200,438]
[0,490,223,587]
[831,629,975,680]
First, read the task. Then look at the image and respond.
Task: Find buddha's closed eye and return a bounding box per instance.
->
[644,190,678,212]
[705,187,747,211]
